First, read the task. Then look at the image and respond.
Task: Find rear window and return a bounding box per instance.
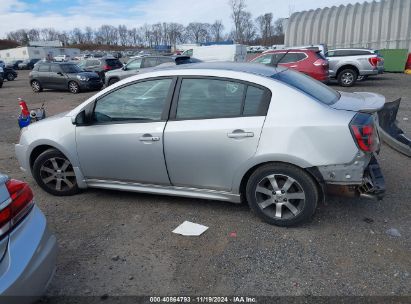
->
[272,69,340,105]
[105,59,123,67]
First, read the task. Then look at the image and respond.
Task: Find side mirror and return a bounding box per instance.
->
[122,66,127,71]
[72,110,92,126]
[57,72,64,76]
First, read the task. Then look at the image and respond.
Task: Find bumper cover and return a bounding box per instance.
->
[326,156,385,200]
[0,206,57,300]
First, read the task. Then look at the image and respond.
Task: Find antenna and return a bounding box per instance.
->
[273,49,291,67]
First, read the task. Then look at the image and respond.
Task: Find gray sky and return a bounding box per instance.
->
[0,0,368,37]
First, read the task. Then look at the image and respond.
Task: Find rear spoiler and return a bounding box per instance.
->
[377,98,411,157]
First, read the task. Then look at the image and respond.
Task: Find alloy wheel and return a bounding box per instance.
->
[69,82,79,93]
[32,81,40,92]
[341,72,354,85]
[255,174,305,220]
[39,157,76,192]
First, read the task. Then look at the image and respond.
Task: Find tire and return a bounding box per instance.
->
[108,78,119,86]
[32,148,79,196]
[6,73,15,81]
[31,80,42,92]
[68,81,80,94]
[337,68,358,87]
[0,80,3,88]
[245,163,319,227]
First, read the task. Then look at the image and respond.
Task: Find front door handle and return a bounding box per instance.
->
[139,134,160,142]
[227,130,254,138]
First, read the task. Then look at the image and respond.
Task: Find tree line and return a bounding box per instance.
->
[6,0,284,48]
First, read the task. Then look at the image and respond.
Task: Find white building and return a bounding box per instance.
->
[0,46,81,61]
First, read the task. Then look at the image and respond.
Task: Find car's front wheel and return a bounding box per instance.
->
[6,73,15,81]
[108,78,119,86]
[33,148,79,196]
[68,81,80,94]
[246,163,319,227]
[31,80,42,92]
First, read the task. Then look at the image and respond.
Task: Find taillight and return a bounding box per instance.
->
[0,179,34,238]
[313,59,328,67]
[103,65,111,71]
[368,57,379,67]
[349,113,379,152]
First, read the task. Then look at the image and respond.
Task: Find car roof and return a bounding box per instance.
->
[154,62,286,77]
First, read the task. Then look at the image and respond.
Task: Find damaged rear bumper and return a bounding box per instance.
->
[325,156,385,200]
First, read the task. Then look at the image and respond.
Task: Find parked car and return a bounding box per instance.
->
[251,49,329,82]
[104,55,200,86]
[16,63,386,226]
[6,60,23,69]
[77,57,123,82]
[0,60,5,68]
[325,48,384,87]
[2,67,18,81]
[29,62,103,94]
[18,59,41,70]
[183,44,247,62]
[0,67,3,88]
[54,55,70,62]
[0,174,57,299]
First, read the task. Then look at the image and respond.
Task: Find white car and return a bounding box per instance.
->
[15,63,386,226]
[54,55,70,62]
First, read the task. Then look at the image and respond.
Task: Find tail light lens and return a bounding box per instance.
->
[103,65,111,71]
[368,57,379,67]
[313,59,328,67]
[0,179,34,238]
[350,113,379,152]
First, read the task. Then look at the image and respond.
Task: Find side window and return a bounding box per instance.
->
[280,53,306,63]
[93,78,172,123]
[126,58,142,70]
[176,78,245,120]
[243,86,268,116]
[50,65,61,73]
[326,51,334,57]
[142,57,159,68]
[38,64,50,72]
[253,54,272,65]
[159,57,173,64]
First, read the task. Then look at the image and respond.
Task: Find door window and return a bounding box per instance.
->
[50,64,61,73]
[142,57,159,68]
[93,78,173,123]
[38,64,50,72]
[243,86,267,116]
[252,54,272,65]
[126,58,142,70]
[176,78,246,120]
[273,52,307,64]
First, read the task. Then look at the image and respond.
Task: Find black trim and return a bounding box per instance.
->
[88,76,177,126]
[168,75,272,121]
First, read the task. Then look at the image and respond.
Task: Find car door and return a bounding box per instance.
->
[49,64,67,89]
[76,77,176,184]
[142,57,159,68]
[164,77,271,191]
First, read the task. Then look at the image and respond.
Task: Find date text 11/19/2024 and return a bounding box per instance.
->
[149,296,257,303]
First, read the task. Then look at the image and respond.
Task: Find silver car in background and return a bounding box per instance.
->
[326,48,384,87]
[0,174,57,301]
[15,63,385,226]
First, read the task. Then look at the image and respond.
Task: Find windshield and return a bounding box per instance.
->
[271,69,340,105]
[61,64,83,73]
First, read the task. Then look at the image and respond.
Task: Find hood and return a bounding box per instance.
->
[330,91,385,113]
[105,68,123,75]
[27,111,69,130]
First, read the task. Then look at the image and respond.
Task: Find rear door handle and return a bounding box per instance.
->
[227,130,254,138]
[139,134,160,142]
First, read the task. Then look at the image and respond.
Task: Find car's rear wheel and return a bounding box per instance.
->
[108,78,119,86]
[6,73,15,81]
[338,68,358,87]
[246,163,318,226]
[68,81,80,94]
[33,149,79,196]
[31,80,42,92]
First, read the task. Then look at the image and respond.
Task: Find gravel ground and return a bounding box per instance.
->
[0,71,410,298]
